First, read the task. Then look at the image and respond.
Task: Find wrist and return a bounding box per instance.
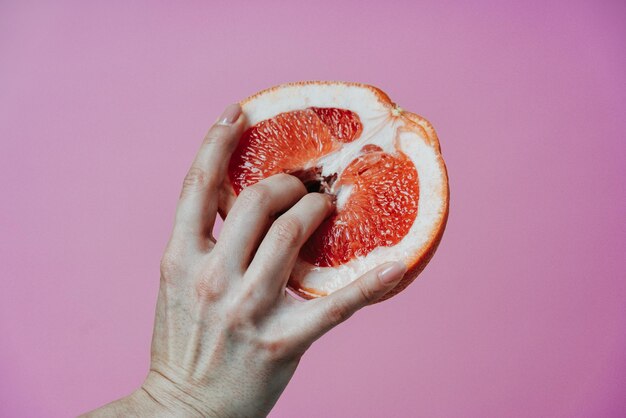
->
[140,369,216,417]
[81,385,171,417]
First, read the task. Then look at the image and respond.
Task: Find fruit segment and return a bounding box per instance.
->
[228,107,419,267]
[229,108,361,194]
[310,107,362,143]
[300,150,418,267]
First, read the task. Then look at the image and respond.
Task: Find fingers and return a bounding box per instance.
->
[293,262,406,345]
[172,104,245,247]
[244,193,334,297]
[214,173,307,270]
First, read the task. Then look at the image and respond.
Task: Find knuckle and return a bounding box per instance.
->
[195,262,226,301]
[204,125,232,146]
[271,216,303,246]
[223,309,240,331]
[195,277,223,302]
[231,284,267,319]
[181,167,210,196]
[239,284,260,304]
[223,307,251,334]
[325,300,351,326]
[238,184,271,208]
[159,250,184,281]
[356,279,377,304]
[256,336,291,362]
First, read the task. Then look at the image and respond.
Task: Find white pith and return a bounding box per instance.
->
[241,83,446,297]
[334,184,353,211]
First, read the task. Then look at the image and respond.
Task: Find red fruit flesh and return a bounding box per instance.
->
[300,150,418,267]
[309,107,362,142]
[229,108,361,194]
[228,107,419,267]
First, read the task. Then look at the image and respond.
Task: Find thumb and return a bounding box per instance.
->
[297,261,406,345]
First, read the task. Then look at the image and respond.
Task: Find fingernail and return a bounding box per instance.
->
[217,103,241,125]
[378,262,407,284]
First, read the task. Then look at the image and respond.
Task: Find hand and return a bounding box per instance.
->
[84,104,406,417]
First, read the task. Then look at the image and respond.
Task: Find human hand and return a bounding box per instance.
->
[85,104,406,417]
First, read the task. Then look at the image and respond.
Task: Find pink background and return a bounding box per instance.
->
[1,1,625,416]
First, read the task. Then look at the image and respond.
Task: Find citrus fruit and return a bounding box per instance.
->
[220,81,449,300]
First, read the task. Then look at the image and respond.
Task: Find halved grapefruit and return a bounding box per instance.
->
[220,81,449,300]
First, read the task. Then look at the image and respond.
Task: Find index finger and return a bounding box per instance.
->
[172,104,245,247]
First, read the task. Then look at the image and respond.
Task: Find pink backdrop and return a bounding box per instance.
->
[1,1,625,416]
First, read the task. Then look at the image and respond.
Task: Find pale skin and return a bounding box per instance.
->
[84,104,407,417]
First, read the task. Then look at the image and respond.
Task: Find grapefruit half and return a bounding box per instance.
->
[220,81,449,300]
